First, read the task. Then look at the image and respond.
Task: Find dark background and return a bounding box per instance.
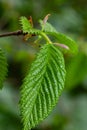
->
[0,0,87,130]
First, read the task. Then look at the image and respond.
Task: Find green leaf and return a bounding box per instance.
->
[20,16,40,35]
[20,44,66,130]
[39,20,78,54]
[20,16,32,33]
[51,32,78,54]
[0,49,8,89]
[39,20,57,33]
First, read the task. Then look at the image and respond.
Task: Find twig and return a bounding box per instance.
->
[0,30,26,37]
[0,30,36,38]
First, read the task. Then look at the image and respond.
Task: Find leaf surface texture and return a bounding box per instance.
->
[20,44,66,130]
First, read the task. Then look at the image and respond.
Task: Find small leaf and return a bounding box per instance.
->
[20,16,32,33]
[0,49,8,89]
[20,44,66,130]
[51,32,78,54]
[39,20,78,54]
[39,20,57,33]
[20,16,40,35]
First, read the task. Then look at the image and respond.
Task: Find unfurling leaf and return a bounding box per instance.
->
[20,44,66,130]
[39,20,78,54]
[50,32,78,54]
[20,16,32,33]
[43,14,51,24]
[0,49,8,89]
[39,20,57,33]
[20,16,40,35]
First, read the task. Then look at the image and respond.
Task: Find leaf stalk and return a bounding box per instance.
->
[40,32,52,44]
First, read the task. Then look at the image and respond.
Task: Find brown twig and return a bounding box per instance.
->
[0,30,36,38]
[0,30,26,37]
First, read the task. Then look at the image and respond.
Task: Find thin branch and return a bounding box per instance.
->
[0,30,24,37]
[0,30,36,38]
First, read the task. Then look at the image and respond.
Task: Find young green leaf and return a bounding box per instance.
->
[20,16,40,35]
[0,49,8,89]
[20,16,32,33]
[39,20,78,54]
[39,20,57,33]
[51,32,78,54]
[20,44,66,130]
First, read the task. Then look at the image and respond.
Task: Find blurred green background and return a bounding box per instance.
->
[0,0,87,130]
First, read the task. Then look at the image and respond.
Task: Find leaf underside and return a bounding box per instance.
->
[20,44,66,130]
[0,49,7,89]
